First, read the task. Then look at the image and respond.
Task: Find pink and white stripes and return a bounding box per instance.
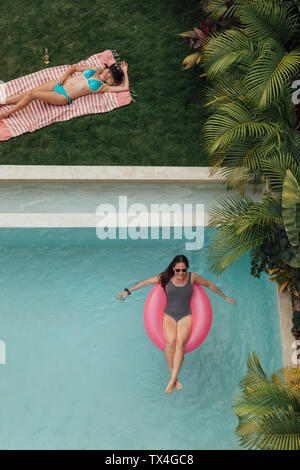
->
[0,50,132,141]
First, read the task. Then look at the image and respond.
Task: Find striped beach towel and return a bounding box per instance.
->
[0,50,135,141]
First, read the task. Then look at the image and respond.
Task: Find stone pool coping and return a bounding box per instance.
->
[0,165,224,183]
[0,164,296,367]
[0,212,210,227]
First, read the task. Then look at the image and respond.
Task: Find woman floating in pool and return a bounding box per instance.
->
[116,254,236,394]
[0,61,128,119]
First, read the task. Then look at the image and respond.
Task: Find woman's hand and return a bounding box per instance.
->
[0,110,9,120]
[120,61,128,73]
[116,291,129,301]
[225,296,237,305]
[58,66,75,85]
[58,74,67,86]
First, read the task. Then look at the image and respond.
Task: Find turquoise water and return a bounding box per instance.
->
[0,228,282,450]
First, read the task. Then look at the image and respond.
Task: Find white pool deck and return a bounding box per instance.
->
[0,164,297,367]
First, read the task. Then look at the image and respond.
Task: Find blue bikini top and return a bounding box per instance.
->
[83,69,103,91]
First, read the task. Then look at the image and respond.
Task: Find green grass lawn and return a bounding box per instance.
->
[0,0,208,166]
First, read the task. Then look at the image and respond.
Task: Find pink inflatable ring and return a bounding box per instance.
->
[144,282,212,353]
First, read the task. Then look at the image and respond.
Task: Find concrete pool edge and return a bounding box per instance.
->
[277,287,299,367]
[0,165,224,183]
[0,212,211,227]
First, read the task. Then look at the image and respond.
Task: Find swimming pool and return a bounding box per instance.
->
[0,227,282,450]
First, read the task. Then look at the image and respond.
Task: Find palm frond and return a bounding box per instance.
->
[204,78,248,109]
[206,232,254,274]
[234,381,299,415]
[203,29,256,78]
[208,141,265,173]
[246,44,300,110]
[237,0,299,45]
[204,0,237,20]
[207,196,282,273]
[233,352,300,450]
[261,153,300,192]
[203,102,275,154]
[216,165,260,193]
[235,410,300,449]
[239,351,270,389]
[272,365,300,389]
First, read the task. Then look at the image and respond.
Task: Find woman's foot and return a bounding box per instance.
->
[165,378,176,394]
[174,379,183,390]
[165,376,183,394]
[165,377,183,394]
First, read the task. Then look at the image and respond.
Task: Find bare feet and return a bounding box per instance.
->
[165,378,183,394]
[174,379,183,390]
[165,378,175,394]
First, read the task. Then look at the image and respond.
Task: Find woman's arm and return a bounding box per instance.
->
[193,273,237,304]
[116,275,160,301]
[58,65,97,85]
[58,65,76,85]
[73,65,98,72]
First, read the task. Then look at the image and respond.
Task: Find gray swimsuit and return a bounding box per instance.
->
[165,272,193,322]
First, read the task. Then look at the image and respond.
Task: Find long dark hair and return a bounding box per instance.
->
[104,62,124,85]
[158,254,189,291]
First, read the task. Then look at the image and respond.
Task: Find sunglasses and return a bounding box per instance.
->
[174,268,187,273]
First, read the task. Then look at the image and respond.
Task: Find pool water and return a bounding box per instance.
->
[0,228,282,450]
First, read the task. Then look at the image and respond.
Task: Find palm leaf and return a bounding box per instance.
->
[203,102,275,154]
[234,382,299,416]
[233,352,300,450]
[208,141,265,175]
[207,196,282,273]
[272,365,300,389]
[203,29,256,78]
[261,153,300,192]
[204,78,248,109]
[237,0,299,45]
[204,0,237,20]
[239,351,270,389]
[236,410,300,450]
[246,43,300,110]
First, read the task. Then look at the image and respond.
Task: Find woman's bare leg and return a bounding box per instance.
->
[165,314,192,394]
[163,313,177,371]
[0,88,68,119]
[163,313,183,392]
[2,79,58,106]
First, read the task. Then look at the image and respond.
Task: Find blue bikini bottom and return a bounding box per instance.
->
[53,82,72,105]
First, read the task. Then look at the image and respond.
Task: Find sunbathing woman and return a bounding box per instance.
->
[0,61,129,119]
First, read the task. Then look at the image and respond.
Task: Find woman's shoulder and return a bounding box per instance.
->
[190,271,196,286]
